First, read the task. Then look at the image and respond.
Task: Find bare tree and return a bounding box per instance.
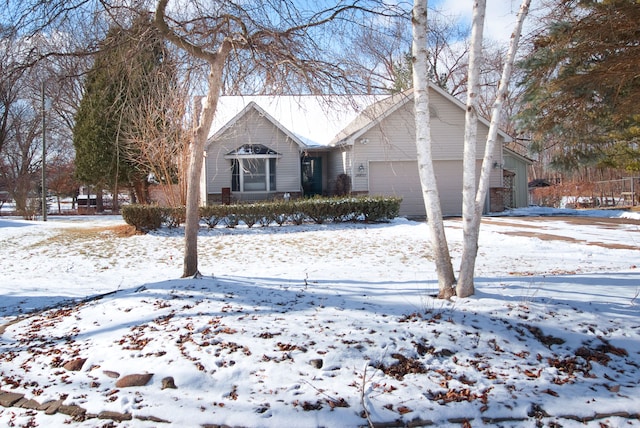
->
[0,31,25,158]
[412,0,456,299]
[47,156,78,213]
[0,101,41,215]
[457,0,531,297]
[350,8,471,95]
[153,0,404,277]
[0,29,79,217]
[121,66,190,208]
[458,0,486,298]
[411,0,531,299]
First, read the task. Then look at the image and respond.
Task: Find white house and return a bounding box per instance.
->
[201,86,530,217]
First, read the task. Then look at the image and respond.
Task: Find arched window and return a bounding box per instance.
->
[225,144,280,192]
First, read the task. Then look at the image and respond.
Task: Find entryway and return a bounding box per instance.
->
[302,156,322,196]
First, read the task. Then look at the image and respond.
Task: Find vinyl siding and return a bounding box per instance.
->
[352,91,502,216]
[504,151,531,208]
[350,89,503,194]
[205,108,301,197]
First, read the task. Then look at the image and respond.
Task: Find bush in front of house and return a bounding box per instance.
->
[122,196,402,232]
[200,205,224,228]
[354,196,402,222]
[122,205,164,232]
[162,206,186,228]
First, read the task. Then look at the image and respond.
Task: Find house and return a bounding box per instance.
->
[202,86,531,217]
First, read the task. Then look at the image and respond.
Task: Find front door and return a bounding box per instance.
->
[302,156,322,196]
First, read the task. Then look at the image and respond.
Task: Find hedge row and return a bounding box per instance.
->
[122,196,402,232]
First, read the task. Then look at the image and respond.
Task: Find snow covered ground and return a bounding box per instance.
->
[0,208,639,427]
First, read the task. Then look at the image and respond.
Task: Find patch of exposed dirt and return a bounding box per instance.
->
[70,224,141,238]
[522,215,640,227]
[106,224,141,237]
[497,230,638,250]
[481,216,640,250]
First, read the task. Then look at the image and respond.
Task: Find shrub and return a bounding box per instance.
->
[288,202,306,225]
[162,206,186,228]
[200,205,223,228]
[300,197,333,224]
[122,205,163,232]
[123,196,402,232]
[235,204,262,228]
[224,213,239,228]
[358,196,402,222]
[268,202,290,226]
[334,173,351,196]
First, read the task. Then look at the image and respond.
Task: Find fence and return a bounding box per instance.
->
[594,177,640,207]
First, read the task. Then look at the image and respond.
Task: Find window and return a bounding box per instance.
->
[227,145,278,192]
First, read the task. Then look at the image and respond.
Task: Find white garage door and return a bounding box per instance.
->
[369,160,464,218]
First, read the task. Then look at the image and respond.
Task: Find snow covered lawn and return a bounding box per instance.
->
[1,210,639,427]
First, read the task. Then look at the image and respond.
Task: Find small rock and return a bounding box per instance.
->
[43,399,64,415]
[64,358,87,371]
[59,404,87,417]
[0,391,25,408]
[115,373,154,388]
[135,414,171,423]
[161,377,177,390]
[17,398,41,409]
[98,410,132,421]
[309,358,323,369]
[103,370,120,378]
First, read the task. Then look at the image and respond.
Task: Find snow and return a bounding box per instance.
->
[1,208,639,427]
[209,95,385,147]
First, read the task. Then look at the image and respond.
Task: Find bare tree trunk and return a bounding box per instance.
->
[457,0,531,297]
[458,0,486,298]
[412,0,456,299]
[154,0,232,278]
[182,50,229,278]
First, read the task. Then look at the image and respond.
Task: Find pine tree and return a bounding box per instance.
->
[518,0,640,172]
[73,13,174,202]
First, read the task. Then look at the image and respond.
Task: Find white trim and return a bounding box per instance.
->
[207,102,309,151]
[225,154,281,160]
[331,86,513,146]
[233,158,276,192]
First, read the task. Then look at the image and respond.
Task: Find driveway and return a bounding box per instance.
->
[479,215,640,250]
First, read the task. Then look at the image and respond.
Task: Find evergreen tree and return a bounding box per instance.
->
[73,13,174,202]
[517,0,640,172]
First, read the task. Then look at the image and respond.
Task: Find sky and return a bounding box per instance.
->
[433,0,542,43]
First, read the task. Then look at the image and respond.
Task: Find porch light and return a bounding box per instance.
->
[358,163,365,173]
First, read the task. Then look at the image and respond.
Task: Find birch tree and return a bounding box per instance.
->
[457,0,531,297]
[458,0,486,298]
[412,0,530,298]
[412,0,456,298]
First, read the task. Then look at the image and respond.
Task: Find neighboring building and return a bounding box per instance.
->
[202,86,531,218]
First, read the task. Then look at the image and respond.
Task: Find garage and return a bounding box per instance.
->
[369,160,465,218]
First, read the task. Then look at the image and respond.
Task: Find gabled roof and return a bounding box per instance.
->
[207,95,385,148]
[330,90,412,146]
[207,87,514,150]
[208,101,308,150]
[330,84,513,146]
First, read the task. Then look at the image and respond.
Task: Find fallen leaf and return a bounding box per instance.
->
[397,406,412,414]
